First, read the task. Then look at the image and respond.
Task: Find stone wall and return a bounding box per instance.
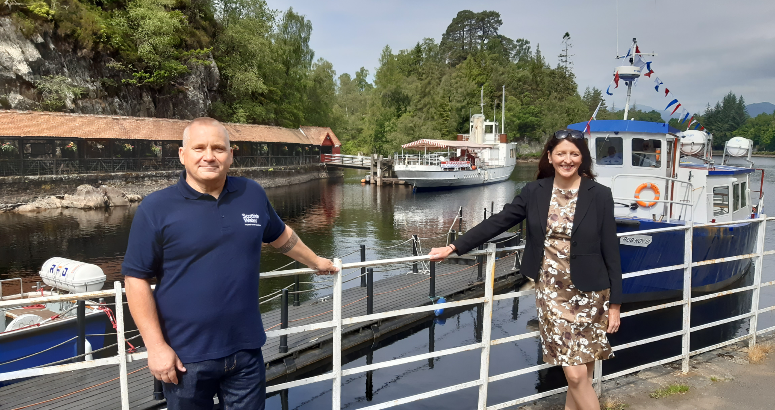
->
[0,164,341,210]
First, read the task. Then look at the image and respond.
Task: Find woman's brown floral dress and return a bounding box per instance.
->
[535,187,614,366]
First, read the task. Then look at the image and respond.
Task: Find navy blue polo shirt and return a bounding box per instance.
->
[121,172,285,363]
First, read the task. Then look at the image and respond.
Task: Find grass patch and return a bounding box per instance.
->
[600,397,628,410]
[710,376,720,382]
[649,384,690,399]
[748,343,773,364]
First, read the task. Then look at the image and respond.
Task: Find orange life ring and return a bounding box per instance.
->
[655,148,661,161]
[634,183,660,207]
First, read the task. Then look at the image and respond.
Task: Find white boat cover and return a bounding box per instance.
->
[401,139,494,150]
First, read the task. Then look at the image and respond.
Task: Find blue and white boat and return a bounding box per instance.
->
[566,41,762,303]
[1,258,110,383]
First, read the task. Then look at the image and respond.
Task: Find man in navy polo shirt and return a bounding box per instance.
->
[122,118,337,409]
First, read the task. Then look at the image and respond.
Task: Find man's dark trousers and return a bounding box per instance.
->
[163,349,265,410]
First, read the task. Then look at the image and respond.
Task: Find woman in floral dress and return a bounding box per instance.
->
[430,130,622,410]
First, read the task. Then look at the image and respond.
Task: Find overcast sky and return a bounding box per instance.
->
[266,0,774,116]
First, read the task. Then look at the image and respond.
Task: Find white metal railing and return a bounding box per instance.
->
[322,154,369,167]
[2,217,775,409]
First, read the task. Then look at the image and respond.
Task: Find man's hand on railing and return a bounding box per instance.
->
[428,245,455,262]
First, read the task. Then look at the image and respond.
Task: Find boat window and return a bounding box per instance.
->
[632,138,662,168]
[733,183,741,211]
[742,181,747,207]
[713,186,729,216]
[595,137,623,165]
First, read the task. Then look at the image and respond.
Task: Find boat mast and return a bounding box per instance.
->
[623,39,636,120]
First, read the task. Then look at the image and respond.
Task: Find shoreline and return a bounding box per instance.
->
[0,165,341,212]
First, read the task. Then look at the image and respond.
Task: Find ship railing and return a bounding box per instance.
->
[394,153,443,167]
[612,174,696,223]
[2,216,775,409]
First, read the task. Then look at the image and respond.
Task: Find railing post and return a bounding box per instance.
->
[749,215,767,348]
[594,359,603,397]
[293,261,300,307]
[279,289,289,353]
[76,300,86,362]
[458,206,463,233]
[367,268,374,315]
[477,244,484,282]
[476,243,497,409]
[115,281,130,410]
[681,224,693,373]
[412,235,419,273]
[429,261,436,300]
[448,229,457,246]
[360,245,367,287]
[428,321,435,369]
[331,258,343,409]
[483,207,487,221]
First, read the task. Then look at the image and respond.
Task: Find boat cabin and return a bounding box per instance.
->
[568,120,758,225]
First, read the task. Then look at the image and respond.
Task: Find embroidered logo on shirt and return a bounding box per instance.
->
[242,213,262,226]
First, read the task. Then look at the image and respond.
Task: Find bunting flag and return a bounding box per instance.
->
[665,99,678,111]
[635,45,641,54]
[694,122,702,130]
[664,88,670,97]
[700,126,705,131]
[654,77,663,92]
[614,71,620,88]
[606,85,613,96]
[671,103,682,116]
[644,61,655,77]
[680,112,691,124]
[688,119,697,129]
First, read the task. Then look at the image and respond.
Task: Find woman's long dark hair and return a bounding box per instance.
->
[536,130,596,181]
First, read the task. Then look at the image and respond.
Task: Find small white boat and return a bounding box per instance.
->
[1,258,110,380]
[394,113,517,189]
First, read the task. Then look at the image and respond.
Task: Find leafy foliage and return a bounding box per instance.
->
[34,75,85,111]
[336,15,587,155]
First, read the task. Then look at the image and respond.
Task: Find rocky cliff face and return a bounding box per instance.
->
[0,17,219,119]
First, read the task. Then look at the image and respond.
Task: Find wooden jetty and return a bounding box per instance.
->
[0,254,521,409]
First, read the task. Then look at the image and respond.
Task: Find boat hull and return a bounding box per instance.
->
[0,311,108,382]
[395,165,515,188]
[617,219,757,303]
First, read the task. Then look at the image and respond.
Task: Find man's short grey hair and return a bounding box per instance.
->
[182,117,230,147]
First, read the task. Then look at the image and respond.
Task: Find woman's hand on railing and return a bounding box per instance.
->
[428,246,454,262]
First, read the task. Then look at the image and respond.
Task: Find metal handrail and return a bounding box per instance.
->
[1,216,774,409]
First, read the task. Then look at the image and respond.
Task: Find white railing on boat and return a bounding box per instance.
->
[2,217,775,409]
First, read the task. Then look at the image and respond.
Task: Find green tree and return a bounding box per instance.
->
[735,113,775,150]
[703,92,749,148]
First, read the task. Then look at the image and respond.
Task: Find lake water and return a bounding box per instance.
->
[1,160,774,409]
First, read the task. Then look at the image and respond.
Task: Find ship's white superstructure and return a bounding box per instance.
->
[394,114,517,188]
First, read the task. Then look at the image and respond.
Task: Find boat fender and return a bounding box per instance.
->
[5,314,42,332]
[434,297,446,316]
[634,183,660,208]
